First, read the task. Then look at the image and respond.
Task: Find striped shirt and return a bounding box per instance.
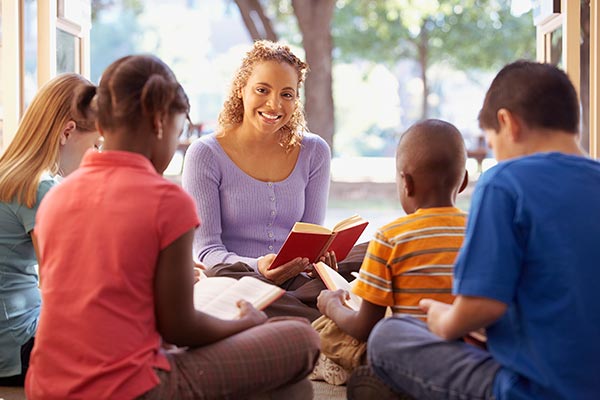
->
[352,207,466,319]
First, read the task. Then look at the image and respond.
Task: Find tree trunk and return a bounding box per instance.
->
[233,0,278,41]
[418,21,429,119]
[291,0,336,152]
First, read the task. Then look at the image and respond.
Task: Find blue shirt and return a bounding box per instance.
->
[454,153,600,400]
[0,176,56,376]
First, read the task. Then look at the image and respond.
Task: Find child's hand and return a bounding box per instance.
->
[193,261,207,284]
[194,261,207,270]
[237,300,268,327]
[193,268,203,284]
[419,298,451,338]
[258,255,309,285]
[317,289,348,317]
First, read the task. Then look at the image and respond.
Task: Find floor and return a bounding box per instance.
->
[1,382,346,400]
[312,380,347,399]
[0,387,25,400]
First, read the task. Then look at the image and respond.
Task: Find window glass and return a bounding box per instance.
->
[57,28,78,74]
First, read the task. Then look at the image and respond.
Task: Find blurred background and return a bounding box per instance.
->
[5,0,590,241]
[89,0,539,240]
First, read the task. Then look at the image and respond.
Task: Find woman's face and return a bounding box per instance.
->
[240,60,299,136]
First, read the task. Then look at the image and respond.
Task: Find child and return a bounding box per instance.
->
[367,61,600,399]
[0,73,100,386]
[311,119,468,385]
[25,55,319,399]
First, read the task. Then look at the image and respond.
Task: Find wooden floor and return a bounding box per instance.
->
[1,382,346,400]
[0,386,25,400]
[312,380,347,399]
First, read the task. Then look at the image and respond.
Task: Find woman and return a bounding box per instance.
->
[0,73,100,386]
[182,40,332,320]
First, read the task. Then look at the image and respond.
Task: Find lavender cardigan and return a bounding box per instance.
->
[182,132,331,270]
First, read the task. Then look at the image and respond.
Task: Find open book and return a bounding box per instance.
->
[269,215,368,270]
[313,261,362,311]
[194,275,284,320]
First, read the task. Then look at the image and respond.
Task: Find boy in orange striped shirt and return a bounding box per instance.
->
[312,119,468,385]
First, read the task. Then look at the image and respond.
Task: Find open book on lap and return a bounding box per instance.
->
[269,215,368,270]
[314,261,362,311]
[194,275,284,320]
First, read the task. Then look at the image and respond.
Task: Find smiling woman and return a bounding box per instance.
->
[182,40,333,321]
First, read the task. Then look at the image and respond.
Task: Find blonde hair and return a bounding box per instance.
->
[0,73,96,207]
[218,40,309,149]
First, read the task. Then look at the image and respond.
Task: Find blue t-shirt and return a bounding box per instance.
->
[454,153,600,400]
[0,176,56,376]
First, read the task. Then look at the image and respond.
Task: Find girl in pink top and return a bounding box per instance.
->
[26,55,318,399]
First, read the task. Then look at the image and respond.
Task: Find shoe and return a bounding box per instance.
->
[308,353,350,386]
[346,365,412,400]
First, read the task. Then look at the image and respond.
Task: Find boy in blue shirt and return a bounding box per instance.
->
[364,61,600,399]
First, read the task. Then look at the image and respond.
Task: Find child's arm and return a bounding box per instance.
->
[317,289,386,342]
[154,229,267,347]
[419,296,507,340]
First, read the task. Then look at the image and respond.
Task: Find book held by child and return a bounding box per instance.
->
[194,275,284,320]
[313,262,362,311]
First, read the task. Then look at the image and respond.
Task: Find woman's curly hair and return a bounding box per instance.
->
[218,40,309,150]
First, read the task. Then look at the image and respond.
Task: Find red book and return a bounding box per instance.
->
[269,215,368,270]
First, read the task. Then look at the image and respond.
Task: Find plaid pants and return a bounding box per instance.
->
[138,318,319,400]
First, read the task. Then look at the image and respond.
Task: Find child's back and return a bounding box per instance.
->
[354,207,466,319]
[28,150,193,398]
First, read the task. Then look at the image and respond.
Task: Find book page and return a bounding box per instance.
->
[292,221,332,234]
[194,276,237,311]
[332,214,367,232]
[196,276,284,320]
[314,262,362,311]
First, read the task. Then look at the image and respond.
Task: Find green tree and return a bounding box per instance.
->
[333,0,536,119]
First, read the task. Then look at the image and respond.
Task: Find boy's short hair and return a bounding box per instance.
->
[397,119,466,191]
[478,60,579,134]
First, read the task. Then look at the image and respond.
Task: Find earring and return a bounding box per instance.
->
[157,127,163,140]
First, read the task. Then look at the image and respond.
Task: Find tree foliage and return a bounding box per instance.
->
[333,0,535,71]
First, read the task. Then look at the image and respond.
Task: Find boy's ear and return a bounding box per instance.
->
[458,170,469,194]
[497,108,521,142]
[59,120,77,145]
[401,171,415,197]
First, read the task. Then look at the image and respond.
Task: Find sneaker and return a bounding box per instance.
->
[346,365,412,400]
[308,353,350,386]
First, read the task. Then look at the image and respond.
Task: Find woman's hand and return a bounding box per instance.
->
[258,254,310,285]
[307,250,337,278]
[317,289,348,317]
[237,300,268,327]
[319,251,338,270]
